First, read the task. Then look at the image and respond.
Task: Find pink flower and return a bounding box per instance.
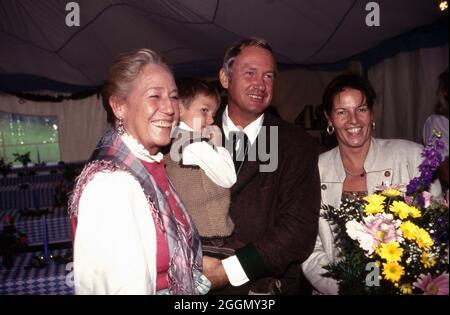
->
[346,213,403,255]
[375,183,407,193]
[422,191,432,208]
[364,214,402,245]
[404,195,414,206]
[414,273,449,295]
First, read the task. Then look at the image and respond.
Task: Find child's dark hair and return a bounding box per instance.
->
[176,78,220,108]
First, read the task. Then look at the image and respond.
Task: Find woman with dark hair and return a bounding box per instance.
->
[302,74,441,294]
[68,49,210,295]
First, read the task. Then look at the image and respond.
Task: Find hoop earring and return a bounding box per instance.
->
[326,125,335,135]
[372,121,376,130]
[117,117,125,136]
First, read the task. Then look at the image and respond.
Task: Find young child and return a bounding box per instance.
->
[165,78,236,255]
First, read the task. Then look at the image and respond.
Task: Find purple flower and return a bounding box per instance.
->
[407,132,444,201]
[407,178,421,195]
[434,215,449,244]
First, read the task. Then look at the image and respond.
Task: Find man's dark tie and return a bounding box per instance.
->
[231,131,249,174]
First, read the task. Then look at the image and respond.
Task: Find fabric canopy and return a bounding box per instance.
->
[0,0,448,91]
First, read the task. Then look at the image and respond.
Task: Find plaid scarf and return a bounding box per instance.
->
[69,129,203,294]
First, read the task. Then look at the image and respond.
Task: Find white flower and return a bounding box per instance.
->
[346,220,376,255]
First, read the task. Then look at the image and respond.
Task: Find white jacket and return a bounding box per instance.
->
[302,137,441,295]
[74,134,163,294]
[74,171,157,294]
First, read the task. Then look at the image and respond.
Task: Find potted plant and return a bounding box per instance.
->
[13,152,32,167]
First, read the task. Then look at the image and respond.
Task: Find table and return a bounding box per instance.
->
[0,208,72,246]
[0,248,74,295]
[0,182,57,210]
[0,173,63,186]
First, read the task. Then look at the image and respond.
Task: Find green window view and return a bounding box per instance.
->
[0,112,60,165]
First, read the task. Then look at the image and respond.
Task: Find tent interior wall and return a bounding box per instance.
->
[0,1,448,163]
[1,43,448,163]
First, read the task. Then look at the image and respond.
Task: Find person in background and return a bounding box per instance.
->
[0,215,28,268]
[302,74,442,294]
[423,68,448,191]
[202,37,321,295]
[165,78,236,258]
[69,48,210,295]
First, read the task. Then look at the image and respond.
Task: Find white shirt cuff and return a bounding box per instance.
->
[222,255,250,287]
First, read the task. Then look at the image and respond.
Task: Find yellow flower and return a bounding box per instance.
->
[399,221,419,240]
[421,251,437,268]
[382,262,405,283]
[389,201,412,219]
[400,283,413,294]
[379,242,403,262]
[364,203,385,215]
[409,206,422,218]
[416,228,434,249]
[374,246,381,256]
[364,194,387,215]
[364,194,386,205]
[382,189,402,197]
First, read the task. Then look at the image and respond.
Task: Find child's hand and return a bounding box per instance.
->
[202,125,222,147]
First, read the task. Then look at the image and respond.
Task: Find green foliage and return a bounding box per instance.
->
[322,203,375,294]
[13,152,32,166]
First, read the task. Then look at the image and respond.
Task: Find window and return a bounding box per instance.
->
[0,112,60,165]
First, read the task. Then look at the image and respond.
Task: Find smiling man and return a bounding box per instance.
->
[202,38,321,295]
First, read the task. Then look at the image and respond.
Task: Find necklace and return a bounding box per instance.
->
[344,168,366,177]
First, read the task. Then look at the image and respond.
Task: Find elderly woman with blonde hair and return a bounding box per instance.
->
[69,49,210,295]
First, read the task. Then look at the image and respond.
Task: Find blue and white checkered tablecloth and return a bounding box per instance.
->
[16,216,72,246]
[0,208,72,246]
[0,249,74,295]
[0,207,67,222]
[0,182,57,210]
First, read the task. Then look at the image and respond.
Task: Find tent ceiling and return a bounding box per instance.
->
[0,0,447,88]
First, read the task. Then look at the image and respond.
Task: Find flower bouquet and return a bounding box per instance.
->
[322,132,449,294]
